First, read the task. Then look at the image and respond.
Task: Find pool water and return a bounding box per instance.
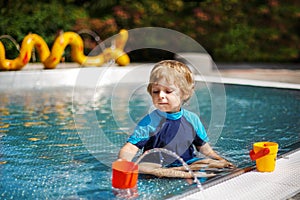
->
[0,83,299,199]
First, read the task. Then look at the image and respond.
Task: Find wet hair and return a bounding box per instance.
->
[147,60,195,103]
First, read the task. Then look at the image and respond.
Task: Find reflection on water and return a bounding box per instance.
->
[0,83,299,199]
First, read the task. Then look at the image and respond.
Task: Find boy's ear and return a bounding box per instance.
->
[182,94,190,102]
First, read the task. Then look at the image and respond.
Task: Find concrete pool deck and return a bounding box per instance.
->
[211,68,300,84]
[17,62,300,84]
[1,62,299,199]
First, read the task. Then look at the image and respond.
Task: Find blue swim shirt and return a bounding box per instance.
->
[127,109,209,166]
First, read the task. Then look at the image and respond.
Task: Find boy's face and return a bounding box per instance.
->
[150,79,182,113]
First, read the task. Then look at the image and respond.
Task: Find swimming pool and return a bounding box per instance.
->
[0,67,299,199]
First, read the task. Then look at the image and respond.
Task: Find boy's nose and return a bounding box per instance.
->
[159,91,166,99]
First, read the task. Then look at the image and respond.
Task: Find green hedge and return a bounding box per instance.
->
[0,0,299,63]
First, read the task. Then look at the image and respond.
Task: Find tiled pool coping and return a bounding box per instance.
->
[172,147,300,200]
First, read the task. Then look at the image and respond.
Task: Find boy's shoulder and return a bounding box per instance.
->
[182,109,202,126]
[137,109,162,126]
[182,108,198,118]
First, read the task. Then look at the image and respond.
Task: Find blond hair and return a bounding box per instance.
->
[147,60,194,103]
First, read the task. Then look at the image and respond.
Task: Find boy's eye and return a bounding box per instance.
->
[152,90,173,94]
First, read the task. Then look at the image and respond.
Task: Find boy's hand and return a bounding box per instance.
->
[193,171,216,178]
[205,159,236,169]
[219,159,236,169]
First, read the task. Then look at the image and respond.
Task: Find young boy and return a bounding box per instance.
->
[117,60,234,178]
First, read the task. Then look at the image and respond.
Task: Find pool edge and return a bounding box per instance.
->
[195,75,300,90]
[168,142,300,200]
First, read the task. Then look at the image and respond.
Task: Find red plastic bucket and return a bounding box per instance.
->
[112,160,139,189]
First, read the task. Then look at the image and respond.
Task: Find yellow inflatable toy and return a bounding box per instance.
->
[0,29,130,70]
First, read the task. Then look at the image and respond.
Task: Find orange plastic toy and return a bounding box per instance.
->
[112,160,138,189]
[0,29,130,70]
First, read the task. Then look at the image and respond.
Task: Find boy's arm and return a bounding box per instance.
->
[138,162,215,178]
[118,142,139,161]
[197,143,235,168]
[197,143,224,160]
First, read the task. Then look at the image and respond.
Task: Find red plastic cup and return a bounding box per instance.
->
[112,160,139,189]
